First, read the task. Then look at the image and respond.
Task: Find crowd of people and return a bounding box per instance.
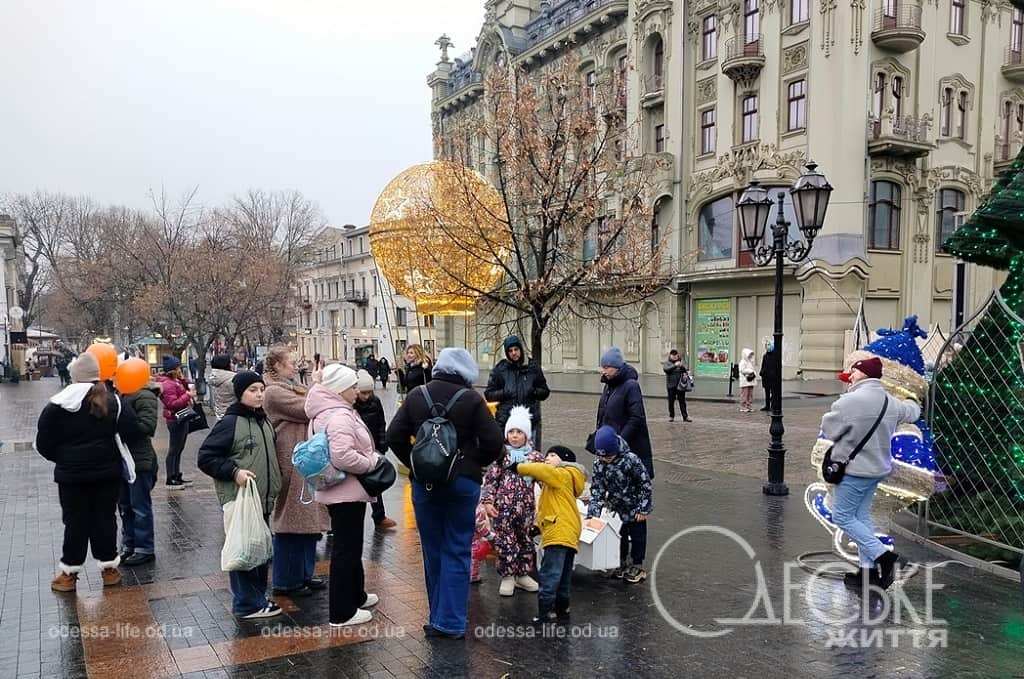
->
[34,334,903,637]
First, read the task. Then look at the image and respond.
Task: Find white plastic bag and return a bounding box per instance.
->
[220,477,274,571]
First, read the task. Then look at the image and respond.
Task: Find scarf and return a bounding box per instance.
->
[506,444,534,484]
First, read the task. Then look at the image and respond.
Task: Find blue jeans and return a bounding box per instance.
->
[833,474,886,567]
[119,470,156,554]
[538,546,575,617]
[272,533,319,590]
[230,562,270,615]
[412,475,480,635]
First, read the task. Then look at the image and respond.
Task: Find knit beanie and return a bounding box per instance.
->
[322,364,358,393]
[593,425,620,455]
[210,354,232,371]
[69,353,101,384]
[433,347,479,386]
[232,371,264,400]
[162,355,181,373]
[504,405,533,441]
[547,445,576,463]
[851,357,883,379]
[356,369,374,391]
[600,346,625,369]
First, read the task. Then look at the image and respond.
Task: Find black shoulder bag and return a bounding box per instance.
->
[821,397,888,484]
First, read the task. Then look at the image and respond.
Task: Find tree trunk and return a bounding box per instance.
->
[530,313,545,365]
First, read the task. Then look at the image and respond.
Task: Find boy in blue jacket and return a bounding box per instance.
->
[586,425,653,584]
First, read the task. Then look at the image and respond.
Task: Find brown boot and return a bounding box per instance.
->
[375,517,398,530]
[51,571,78,592]
[101,567,122,587]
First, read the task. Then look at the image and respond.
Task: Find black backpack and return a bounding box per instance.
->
[409,385,469,488]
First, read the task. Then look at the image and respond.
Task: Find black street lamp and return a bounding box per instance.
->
[737,162,833,496]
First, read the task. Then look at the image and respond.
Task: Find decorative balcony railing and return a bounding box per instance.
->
[1003,48,1024,83]
[868,113,930,143]
[721,35,765,81]
[873,5,922,32]
[524,0,627,49]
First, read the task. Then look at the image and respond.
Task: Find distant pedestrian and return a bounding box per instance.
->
[353,369,397,530]
[262,347,329,598]
[661,349,691,423]
[37,352,137,592]
[364,354,379,385]
[386,348,503,639]
[759,343,780,412]
[118,377,160,567]
[305,364,382,627]
[155,356,195,488]
[587,426,653,584]
[738,348,757,413]
[208,354,236,420]
[484,335,550,449]
[377,356,390,389]
[198,371,283,619]
[593,347,654,479]
[297,356,310,386]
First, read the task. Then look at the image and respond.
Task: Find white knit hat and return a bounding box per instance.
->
[321,364,357,393]
[504,405,533,442]
[356,369,374,391]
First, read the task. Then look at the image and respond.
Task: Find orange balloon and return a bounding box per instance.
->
[114,358,151,395]
[87,343,119,381]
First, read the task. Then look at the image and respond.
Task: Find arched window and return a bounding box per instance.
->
[869,180,901,250]
[936,188,965,250]
[698,195,735,261]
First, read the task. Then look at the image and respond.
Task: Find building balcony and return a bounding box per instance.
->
[1002,49,1024,83]
[721,35,765,82]
[344,291,369,306]
[871,7,925,53]
[438,71,483,111]
[641,74,664,108]
[867,113,934,158]
[994,131,1023,174]
[522,0,629,60]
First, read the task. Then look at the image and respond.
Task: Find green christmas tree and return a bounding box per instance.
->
[929,148,1024,550]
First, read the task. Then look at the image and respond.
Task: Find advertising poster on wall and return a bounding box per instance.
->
[694,298,732,378]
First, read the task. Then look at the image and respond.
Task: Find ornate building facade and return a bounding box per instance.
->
[430,0,1017,379]
[293,225,438,367]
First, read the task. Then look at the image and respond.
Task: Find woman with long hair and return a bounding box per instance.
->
[38,352,137,592]
[397,344,432,394]
[262,346,329,597]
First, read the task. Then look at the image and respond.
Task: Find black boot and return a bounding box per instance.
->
[874,551,900,589]
[842,568,873,590]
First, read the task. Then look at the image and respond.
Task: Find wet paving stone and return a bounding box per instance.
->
[2,381,1023,677]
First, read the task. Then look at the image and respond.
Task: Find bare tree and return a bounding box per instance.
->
[427,58,683,358]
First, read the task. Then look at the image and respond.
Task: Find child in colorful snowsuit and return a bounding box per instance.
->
[470,502,495,583]
[587,425,654,584]
[513,445,587,623]
[481,405,543,596]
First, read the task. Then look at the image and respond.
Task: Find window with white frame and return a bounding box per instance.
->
[956,90,967,139]
[1013,9,1024,54]
[744,0,759,42]
[892,75,903,118]
[787,79,806,131]
[869,180,901,250]
[791,0,809,24]
[741,95,758,143]
[936,188,965,250]
[700,108,716,155]
[950,0,965,36]
[702,15,718,60]
[655,124,666,152]
[940,87,953,136]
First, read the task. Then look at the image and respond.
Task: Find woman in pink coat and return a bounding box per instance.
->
[304,364,380,628]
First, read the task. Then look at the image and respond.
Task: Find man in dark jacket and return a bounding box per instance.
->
[386,348,503,639]
[759,343,780,412]
[364,355,379,385]
[662,349,692,423]
[593,347,654,479]
[378,356,390,389]
[118,384,160,566]
[484,335,551,449]
[354,370,396,530]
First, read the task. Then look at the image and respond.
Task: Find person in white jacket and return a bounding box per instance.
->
[819,356,921,591]
[738,348,757,413]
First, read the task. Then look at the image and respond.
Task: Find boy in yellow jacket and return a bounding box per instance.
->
[511,445,587,623]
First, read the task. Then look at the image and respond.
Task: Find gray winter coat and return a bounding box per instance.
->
[819,378,921,478]
[208,368,236,419]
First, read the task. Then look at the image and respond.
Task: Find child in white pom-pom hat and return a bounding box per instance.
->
[479,405,543,596]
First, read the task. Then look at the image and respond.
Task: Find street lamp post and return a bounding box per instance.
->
[737,162,833,496]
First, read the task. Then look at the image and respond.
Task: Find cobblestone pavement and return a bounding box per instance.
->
[2,380,1023,678]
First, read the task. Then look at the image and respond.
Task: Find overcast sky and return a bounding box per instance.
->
[0,0,484,225]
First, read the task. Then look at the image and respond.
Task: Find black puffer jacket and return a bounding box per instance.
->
[399,360,433,391]
[36,388,136,484]
[386,373,503,484]
[354,394,388,453]
[596,364,654,478]
[484,336,550,427]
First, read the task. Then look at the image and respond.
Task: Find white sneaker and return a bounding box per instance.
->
[362,593,379,608]
[499,576,515,596]
[241,602,282,620]
[515,575,539,592]
[330,608,372,627]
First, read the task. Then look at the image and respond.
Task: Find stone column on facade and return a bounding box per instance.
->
[796,256,870,379]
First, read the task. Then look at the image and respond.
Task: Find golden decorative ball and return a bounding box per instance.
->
[369,161,509,316]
